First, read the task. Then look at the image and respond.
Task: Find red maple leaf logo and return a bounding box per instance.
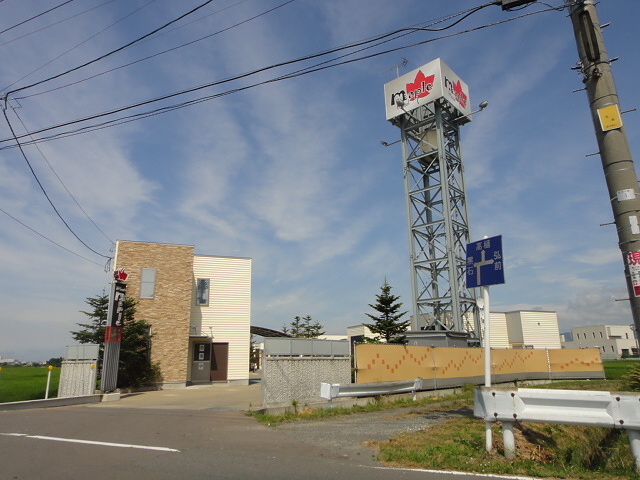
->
[452,80,468,108]
[406,70,435,101]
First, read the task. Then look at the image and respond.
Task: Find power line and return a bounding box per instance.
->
[0,2,568,149]
[3,0,158,93]
[0,0,77,36]
[11,106,114,245]
[1,5,497,142]
[3,0,217,98]
[0,0,117,49]
[1,106,111,259]
[0,206,106,267]
[14,0,297,101]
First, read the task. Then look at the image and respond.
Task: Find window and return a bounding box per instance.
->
[140,268,156,299]
[196,278,210,306]
[600,332,603,338]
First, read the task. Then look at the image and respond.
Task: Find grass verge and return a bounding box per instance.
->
[251,361,640,478]
[0,366,60,403]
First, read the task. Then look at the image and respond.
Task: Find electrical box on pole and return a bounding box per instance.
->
[564,1,640,333]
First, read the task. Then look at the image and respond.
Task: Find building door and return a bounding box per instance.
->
[210,343,229,381]
[191,342,211,383]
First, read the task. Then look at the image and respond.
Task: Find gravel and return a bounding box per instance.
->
[272,405,473,466]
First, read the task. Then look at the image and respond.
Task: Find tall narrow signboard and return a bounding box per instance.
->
[101,269,128,393]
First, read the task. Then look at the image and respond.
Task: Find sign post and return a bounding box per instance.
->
[101,269,128,393]
[466,235,505,452]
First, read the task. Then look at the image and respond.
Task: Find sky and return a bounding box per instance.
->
[0,0,639,362]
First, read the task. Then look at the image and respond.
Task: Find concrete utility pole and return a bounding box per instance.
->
[564,0,640,334]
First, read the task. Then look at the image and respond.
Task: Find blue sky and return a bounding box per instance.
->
[0,0,638,361]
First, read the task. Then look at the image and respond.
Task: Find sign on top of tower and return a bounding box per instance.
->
[383,58,471,121]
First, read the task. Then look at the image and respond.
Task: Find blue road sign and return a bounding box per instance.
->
[466,235,505,288]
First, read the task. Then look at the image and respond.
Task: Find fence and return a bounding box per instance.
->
[355,344,604,385]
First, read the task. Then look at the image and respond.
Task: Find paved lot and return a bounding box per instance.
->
[97,382,264,411]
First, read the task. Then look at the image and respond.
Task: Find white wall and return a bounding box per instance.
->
[190,255,251,383]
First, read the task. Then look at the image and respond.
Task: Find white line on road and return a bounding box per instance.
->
[0,433,179,452]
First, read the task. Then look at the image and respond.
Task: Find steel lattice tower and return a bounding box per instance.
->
[391,97,477,333]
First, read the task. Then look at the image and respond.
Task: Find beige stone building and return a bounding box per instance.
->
[562,325,638,360]
[114,240,251,387]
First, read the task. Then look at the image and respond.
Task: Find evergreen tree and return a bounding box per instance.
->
[282,315,325,338]
[70,293,159,388]
[364,280,410,344]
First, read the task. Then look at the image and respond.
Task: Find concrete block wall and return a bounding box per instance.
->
[262,357,351,406]
[115,241,194,385]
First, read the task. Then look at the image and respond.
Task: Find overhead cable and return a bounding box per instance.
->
[0,207,105,267]
[11,106,114,245]
[3,0,217,98]
[0,0,77,36]
[3,0,158,93]
[0,0,117,49]
[15,0,297,100]
[1,107,111,259]
[1,3,566,148]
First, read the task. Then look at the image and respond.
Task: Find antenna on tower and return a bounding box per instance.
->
[383,58,408,78]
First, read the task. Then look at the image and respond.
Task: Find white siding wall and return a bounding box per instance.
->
[516,311,561,349]
[190,255,251,383]
[489,312,510,349]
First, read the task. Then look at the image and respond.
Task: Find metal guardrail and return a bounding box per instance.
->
[320,378,423,408]
[474,387,640,469]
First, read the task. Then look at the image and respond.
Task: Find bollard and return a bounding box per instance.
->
[45,365,53,400]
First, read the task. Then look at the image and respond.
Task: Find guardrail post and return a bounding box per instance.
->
[412,377,423,401]
[627,430,640,472]
[502,421,515,459]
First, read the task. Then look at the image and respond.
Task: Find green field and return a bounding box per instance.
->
[0,366,61,403]
[603,359,639,380]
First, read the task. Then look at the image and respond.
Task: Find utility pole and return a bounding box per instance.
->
[564,0,640,334]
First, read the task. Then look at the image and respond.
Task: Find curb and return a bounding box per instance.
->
[0,394,107,411]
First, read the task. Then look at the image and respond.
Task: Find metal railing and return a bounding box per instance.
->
[320,378,423,408]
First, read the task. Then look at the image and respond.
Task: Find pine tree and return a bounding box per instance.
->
[364,280,410,344]
[70,293,159,388]
[282,315,325,338]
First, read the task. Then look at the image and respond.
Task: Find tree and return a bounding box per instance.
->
[47,357,63,367]
[364,280,410,344]
[70,293,159,388]
[282,315,325,338]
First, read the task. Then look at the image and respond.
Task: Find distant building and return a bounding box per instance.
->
[349,310,562,350]
[562,325,638,360]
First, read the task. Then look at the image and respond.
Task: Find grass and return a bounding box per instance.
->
[251,360,640,479]
[0,366,60,403]
[604,359,640,380]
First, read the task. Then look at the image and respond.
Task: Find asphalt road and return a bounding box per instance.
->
[0,401,525,480]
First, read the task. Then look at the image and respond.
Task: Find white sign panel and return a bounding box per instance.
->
[628,251,640,297]
[383,58,471,121]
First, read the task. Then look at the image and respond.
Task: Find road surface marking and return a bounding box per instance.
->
[0,433,179,452]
